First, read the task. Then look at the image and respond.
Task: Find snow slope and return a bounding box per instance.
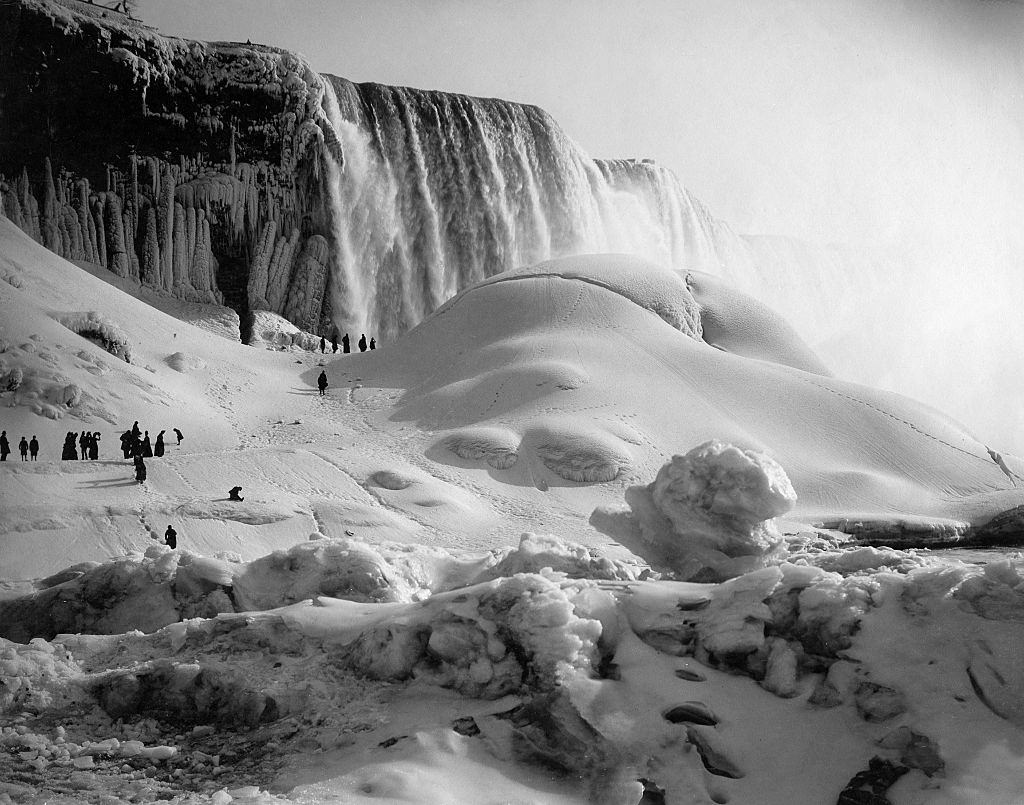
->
[3,221,1024,804]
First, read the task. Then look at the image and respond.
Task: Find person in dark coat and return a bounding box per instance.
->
[62,432,78,460]
[19,436,28,461]
[358,333,367,352]
[154,431,165,457]
[331,334,338,353]
[342,333,350,354]
[317,370,328,396]
[0,431,10,461]
[131,421,141,439]
[319,336,326,354]
[369,338,376,350]
[89,432,100,460]
[120,430,132,459]
[134,454,146,483]
[29,435,39,461]
[164,525,177,549]
[228,485,244,501]
[141,432,153,457]
[174,428,183,445]
[79,431,88,460]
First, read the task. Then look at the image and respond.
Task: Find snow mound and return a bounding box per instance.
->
[527,422,633,483]
[443,426,520,469]
[622,441,796,581]
[247,309,322,351]
[55,311,132,363]
[165,351,207,373]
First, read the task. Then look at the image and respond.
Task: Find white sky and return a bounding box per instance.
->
[139,0,1024,450]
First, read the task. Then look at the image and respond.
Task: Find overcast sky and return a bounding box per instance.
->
[139,0,1024,449]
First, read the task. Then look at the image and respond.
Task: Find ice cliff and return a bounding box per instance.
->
[0,0,857,343]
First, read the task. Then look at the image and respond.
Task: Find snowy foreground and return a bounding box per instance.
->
[2,218,1024,804]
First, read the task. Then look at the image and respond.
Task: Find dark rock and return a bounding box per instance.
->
[663,702,718,726]
[836,756,909,804]
[451,717,480,737]
[685,726,743,778]
[877,726,945,777]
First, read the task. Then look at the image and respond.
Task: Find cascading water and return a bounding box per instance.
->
[318,77,767,340]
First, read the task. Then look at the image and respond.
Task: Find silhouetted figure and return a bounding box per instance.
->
[154,431,165,457]
[317,370,328,396]
[174,428,183,445]
[164,524,177,549]
[62,432,78,460]
[19,437,28,461]
[342,333,350,354]
[89,432,99,461]
[134,454,146,483]
[331,334,338,353]
[142,432,153,457]
[358,333,367,352]
[228,485,244,501]
[79,431,88,460]
[0,431,10,461]
[320,336,326,354]
[369,338,376,350]
[120,430,132,459]
[29,436,38,461]
[131,421,141,439]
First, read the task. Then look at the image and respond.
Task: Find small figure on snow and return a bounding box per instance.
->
[62,432,78,460]
[89,432,100,461]
[79,431,88,460]
[0,431,10,461]
[29,435,39,461]
[141,431,153,457]
[369,338,376,350]
[19,436,28,461]
[342,333,350,354]
[164,524,177,549]
[331,333,338,354]
[317,370,328,396]
[174,427,184,445]
[134,454,147,483]
[319,336,326,354]
[358,333,367,352]
[229,485,245,501]
[131,421,141,439]
[154,430,165,458]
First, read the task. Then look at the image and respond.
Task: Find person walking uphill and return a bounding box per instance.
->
[317,370,328,396]
[164,524,177,549]
[0,431,10,461]
[19,436,28,461]
[29,435,38,461]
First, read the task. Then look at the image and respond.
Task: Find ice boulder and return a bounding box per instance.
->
[624,440,796,581]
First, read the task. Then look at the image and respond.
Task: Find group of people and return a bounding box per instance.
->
[120,422,183,483]
[61,431,101,461]
[1,431,37,461]
[319,332,376,354]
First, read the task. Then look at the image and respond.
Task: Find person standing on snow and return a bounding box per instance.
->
[173,427,184,445]
[29,435,39,461]
[164,524,177,549]
[19,436,29,461]
[342,333,350,354]
[358,334,367,352]
[154,430,165,458]
[319,336,326,354]
[0,431,10,461]
[317,370,328,396]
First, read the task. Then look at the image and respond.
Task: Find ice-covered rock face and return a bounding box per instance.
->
[625,440,797,581]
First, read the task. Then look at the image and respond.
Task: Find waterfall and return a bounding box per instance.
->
[317,76,859,347]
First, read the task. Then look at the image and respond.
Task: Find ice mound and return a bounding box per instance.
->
[246,309,322,351]
[527,422,633,483]
[165,351,207,373]
[55,311,131,363]
[442,426,520,469]
[623,440,796,580]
